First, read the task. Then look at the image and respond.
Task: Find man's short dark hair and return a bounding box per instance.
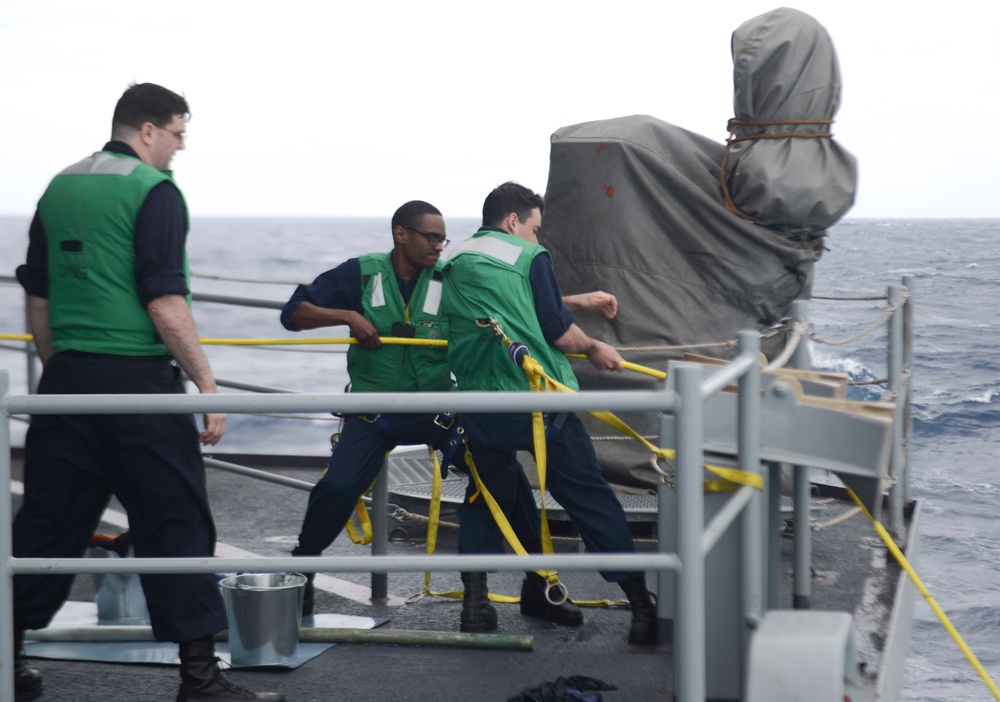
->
[482,181,544,228]
[111,82,189,133]
[391,200,442,232]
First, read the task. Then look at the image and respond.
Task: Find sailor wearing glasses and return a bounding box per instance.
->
[281,200,463,616]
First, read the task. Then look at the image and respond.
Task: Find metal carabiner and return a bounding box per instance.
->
[544,579,569,606]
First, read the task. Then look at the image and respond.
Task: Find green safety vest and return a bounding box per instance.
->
[38,151,190,356]
[442,229,578,392]
[346,252,453,393]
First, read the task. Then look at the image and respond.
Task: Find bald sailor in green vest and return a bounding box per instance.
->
[442,181,659,645]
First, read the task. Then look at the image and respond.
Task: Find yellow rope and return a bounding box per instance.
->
[521,354,762,491]
[565,352,666,380]
[845,487,1000,701]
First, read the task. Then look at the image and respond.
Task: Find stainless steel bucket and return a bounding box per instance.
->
[88,547,151,626]
[219,573,306,666]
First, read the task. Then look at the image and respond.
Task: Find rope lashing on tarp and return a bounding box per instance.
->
[719,118,834,221]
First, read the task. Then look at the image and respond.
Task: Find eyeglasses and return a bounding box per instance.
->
[403,226,449,248]
[156,124,186,143]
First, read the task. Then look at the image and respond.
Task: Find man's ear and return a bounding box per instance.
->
[139,122,157,145]
[503,212,519,234]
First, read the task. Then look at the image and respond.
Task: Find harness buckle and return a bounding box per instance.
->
[433,412,456,431]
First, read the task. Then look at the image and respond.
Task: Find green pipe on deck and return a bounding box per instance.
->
[25,626,533,651]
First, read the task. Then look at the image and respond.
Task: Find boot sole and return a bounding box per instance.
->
[520,607,584,626]
[15,682,44,701]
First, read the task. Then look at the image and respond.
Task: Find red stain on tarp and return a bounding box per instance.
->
[603,185,615,198]
[596,144,606,154]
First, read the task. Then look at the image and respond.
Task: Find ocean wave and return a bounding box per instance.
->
[912,404,1000,437]
[811,352,872,380]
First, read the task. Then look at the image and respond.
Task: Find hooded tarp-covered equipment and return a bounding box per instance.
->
[539,7,856,490]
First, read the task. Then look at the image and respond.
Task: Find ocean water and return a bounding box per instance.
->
[1,216,998,700]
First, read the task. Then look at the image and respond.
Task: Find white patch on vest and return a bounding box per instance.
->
[450,236,522,266]
[59,152,142,177]
[423,280,442,315]
[370,272,386,307]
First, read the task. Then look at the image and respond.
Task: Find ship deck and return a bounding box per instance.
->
[10,449,913,702]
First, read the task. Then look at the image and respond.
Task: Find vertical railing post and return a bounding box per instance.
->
[657,408,673,645]
[24,299,39,395]
[674,363,706,702]
[766,462,782,609]
[370,461,389,602]
[1,370,15,702]
[737,331,763,698]
[887,285,906,538]
[790,300,812,609]
[901,275,915,506]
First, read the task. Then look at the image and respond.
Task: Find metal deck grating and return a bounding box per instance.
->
[386,448,659,521]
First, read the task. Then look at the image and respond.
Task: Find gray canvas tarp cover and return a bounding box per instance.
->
[539,8,856,489]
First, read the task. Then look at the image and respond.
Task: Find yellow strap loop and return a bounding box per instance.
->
[343,450,392,546]
[463,450,558,584]
[845,487,1000,701]
[344,498,374,545]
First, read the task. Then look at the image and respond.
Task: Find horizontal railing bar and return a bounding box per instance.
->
[701,353,757,399]
[4,389,678,416]
[203,457,317,493]
[702,485,756,555]
[214,377,300,394]
[191,292,284,309]
[7,553,679,576]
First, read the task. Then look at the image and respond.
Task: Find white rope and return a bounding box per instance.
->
[812,506,862,531]
[615,340,738,353]
[810,290,907,347]
[762,322,807,373]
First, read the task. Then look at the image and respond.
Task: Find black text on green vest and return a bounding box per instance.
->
[442,229,578,392]
[38,151,190,356]
[346,252,453,393]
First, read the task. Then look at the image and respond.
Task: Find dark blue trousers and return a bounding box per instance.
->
[295,413,452,555]
[12,352,227,642]
[458,412,642,583]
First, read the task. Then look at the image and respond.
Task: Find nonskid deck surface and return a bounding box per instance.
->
[9,452,901,702]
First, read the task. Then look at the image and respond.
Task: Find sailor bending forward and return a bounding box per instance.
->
[281,200,464,614]
[281,200,617,634]
[441,181,658,645]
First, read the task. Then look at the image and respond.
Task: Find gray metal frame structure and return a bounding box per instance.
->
[0,277,915,702]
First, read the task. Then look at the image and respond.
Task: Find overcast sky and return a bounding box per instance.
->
[1,1,996,219]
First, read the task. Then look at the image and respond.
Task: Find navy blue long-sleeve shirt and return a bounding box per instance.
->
[16,141,189,306]
[280,258,420,330]
[281,234,573,345]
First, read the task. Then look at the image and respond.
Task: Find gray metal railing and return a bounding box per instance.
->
[0,277,916,702]
[2,336,764,702]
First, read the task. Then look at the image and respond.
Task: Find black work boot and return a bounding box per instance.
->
[291,546,316,617]
[14,618,43,702]
[620,576,658,645]
[460,572,497,633]
[519,573,583,626]
[177,638,286,701]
